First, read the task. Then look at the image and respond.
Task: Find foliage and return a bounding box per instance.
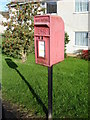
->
[76,50,90,61]
[2,54,88,118]
[65,32,70,57]
[2,2,45,62]
[81,50,90,60]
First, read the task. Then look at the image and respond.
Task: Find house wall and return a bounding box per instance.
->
[0,14,7,34]
[57,0,88,53]
[0,24,4,34]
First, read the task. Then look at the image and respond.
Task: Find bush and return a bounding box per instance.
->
[76,50,90,61]
[81,50,90,60]
[64,32,70,57]
[2,2,45,62]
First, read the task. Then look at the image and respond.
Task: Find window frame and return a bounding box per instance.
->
[75,32,88,46]
[46,1,57,14]
[75,0,89,13]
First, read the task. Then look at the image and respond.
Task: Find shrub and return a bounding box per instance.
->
[64,32,70,57]
[76,50,90,61]
[81,50,90,60]
[2,2,45,62]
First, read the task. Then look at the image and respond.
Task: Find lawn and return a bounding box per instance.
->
[2,54,88,118]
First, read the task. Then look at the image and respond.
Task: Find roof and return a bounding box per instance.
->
[0,14,7,24]
[7,0,59,5]
[7,0,59,8]
[0,11,9,19]
[11,0,59,1]
[7,0,39,7]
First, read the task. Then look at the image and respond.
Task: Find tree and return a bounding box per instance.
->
[2,1,45,62]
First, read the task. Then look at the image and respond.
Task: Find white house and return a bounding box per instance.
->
[42,0,89,54]
[0,11,9,34]
[57,0,89,54]
[8,0,89,54]
[0,14,7,34]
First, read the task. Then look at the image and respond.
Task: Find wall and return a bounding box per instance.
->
[57,0,88,53]
[0,14,7,34]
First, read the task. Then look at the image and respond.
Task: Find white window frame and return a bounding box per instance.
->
[75,32,88,46]
[75,0,89,13]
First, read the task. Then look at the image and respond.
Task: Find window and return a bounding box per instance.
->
[47,2,57,14]
[75,32,88,46]
[42,2,45,6]
[75,0,89,12]
[20,5,22,10]
[41,2,45,8]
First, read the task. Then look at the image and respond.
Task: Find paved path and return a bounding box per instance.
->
[2,100,47,120]
[2,100,33,120]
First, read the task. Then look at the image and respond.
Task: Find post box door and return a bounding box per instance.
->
[38,40,45,58]
[35,36,50,66]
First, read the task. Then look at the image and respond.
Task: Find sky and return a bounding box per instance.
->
[0,0,11,11]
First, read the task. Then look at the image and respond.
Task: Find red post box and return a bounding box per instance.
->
[34,15,64,67]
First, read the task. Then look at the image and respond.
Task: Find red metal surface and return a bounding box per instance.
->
[34,15,64,67]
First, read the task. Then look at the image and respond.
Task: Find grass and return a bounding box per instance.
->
[0,35,2,98]
[2,54,88,118]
